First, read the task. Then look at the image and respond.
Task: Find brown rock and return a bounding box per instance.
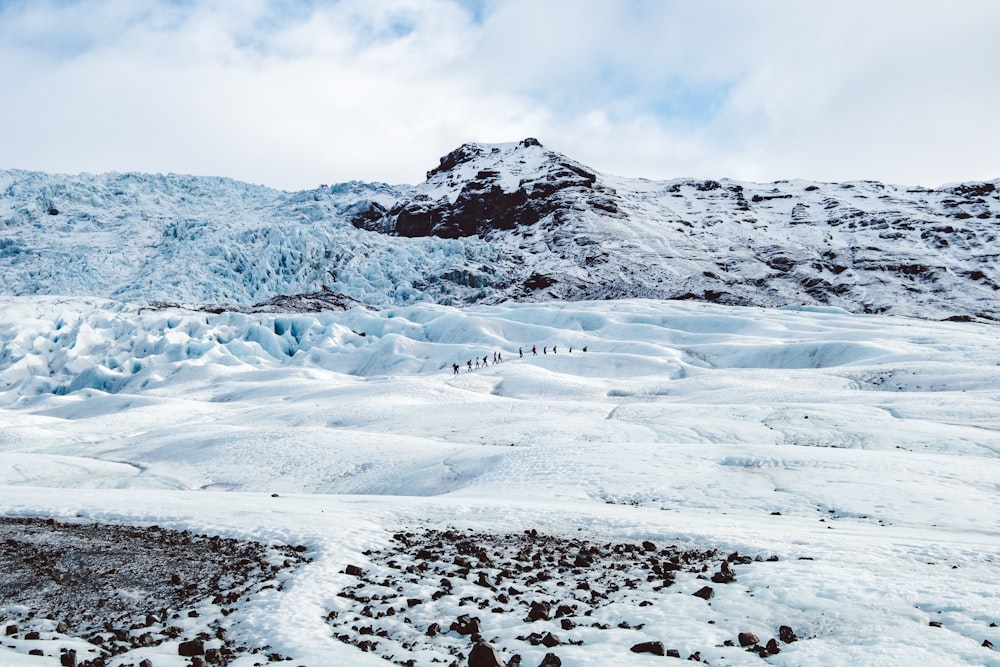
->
[692,586,714,600]
[469,641,506,667]
[630,641,665,656]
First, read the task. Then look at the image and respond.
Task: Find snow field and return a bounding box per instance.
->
[1,296,999,665]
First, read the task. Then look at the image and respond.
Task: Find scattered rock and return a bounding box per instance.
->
[693,586,715,600]
[322,527,776,665]
[179,638,205,656]
[469,641,507,667]
[526,601,551,622]
[630,640,665,656]
[450,614,481,636]
[779,625,798,643]
[738,632,760,647]
[520,631,561,648]
[537,652,561,667]
[711,560,736,584]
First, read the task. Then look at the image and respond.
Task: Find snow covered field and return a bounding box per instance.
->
[1,296,998,666]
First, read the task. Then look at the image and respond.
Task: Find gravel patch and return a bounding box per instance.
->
[0,517,310,667]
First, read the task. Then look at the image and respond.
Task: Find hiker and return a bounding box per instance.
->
[483,355,489,367]
[498,352,503,363]
[582,346,587,352]
[467,359,473,371]
[553,346,557,354]
[492,352,498,364]
[519,347,523,358]
[532,345,537,355]
[453,363,460,375]
[543,346,547,354]
[569,347,572,353]
[475,358,480,369]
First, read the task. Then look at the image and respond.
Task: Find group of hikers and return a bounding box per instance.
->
[452,344,588,374]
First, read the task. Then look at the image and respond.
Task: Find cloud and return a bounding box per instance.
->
[0,0,997,189]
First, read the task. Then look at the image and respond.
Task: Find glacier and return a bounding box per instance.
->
[2,139,997,320]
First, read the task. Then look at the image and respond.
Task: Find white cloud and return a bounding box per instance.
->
[0,0,996,189]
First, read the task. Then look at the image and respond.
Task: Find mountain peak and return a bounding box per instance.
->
[426,138,545,180]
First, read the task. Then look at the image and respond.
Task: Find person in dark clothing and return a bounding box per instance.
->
[532,346,537,355]
[453,363,460,374]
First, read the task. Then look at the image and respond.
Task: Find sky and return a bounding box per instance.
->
[1,0,998,191]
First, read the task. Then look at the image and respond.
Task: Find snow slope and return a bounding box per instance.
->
[2,140,998,320]
[1,296,998,665]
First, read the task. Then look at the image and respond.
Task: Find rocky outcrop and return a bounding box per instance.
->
[352,139,620,239]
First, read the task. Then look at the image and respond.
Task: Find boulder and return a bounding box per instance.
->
[450,615,481,635]
[537,653,561,667]
[692,586,715,600]
[779,625,798,643]
[526,601,551,622]
[179,638,205,656]
[469,641,506,667]
[630,641,666,656]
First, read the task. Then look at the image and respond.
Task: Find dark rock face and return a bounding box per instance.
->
[354,139,620,240]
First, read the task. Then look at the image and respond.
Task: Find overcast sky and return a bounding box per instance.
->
[1,0,997,191]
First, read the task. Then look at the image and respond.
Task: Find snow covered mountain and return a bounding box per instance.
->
[2,139,997,320]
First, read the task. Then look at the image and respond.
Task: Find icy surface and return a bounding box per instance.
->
[2,140,998,320]
[1,296,998,665]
